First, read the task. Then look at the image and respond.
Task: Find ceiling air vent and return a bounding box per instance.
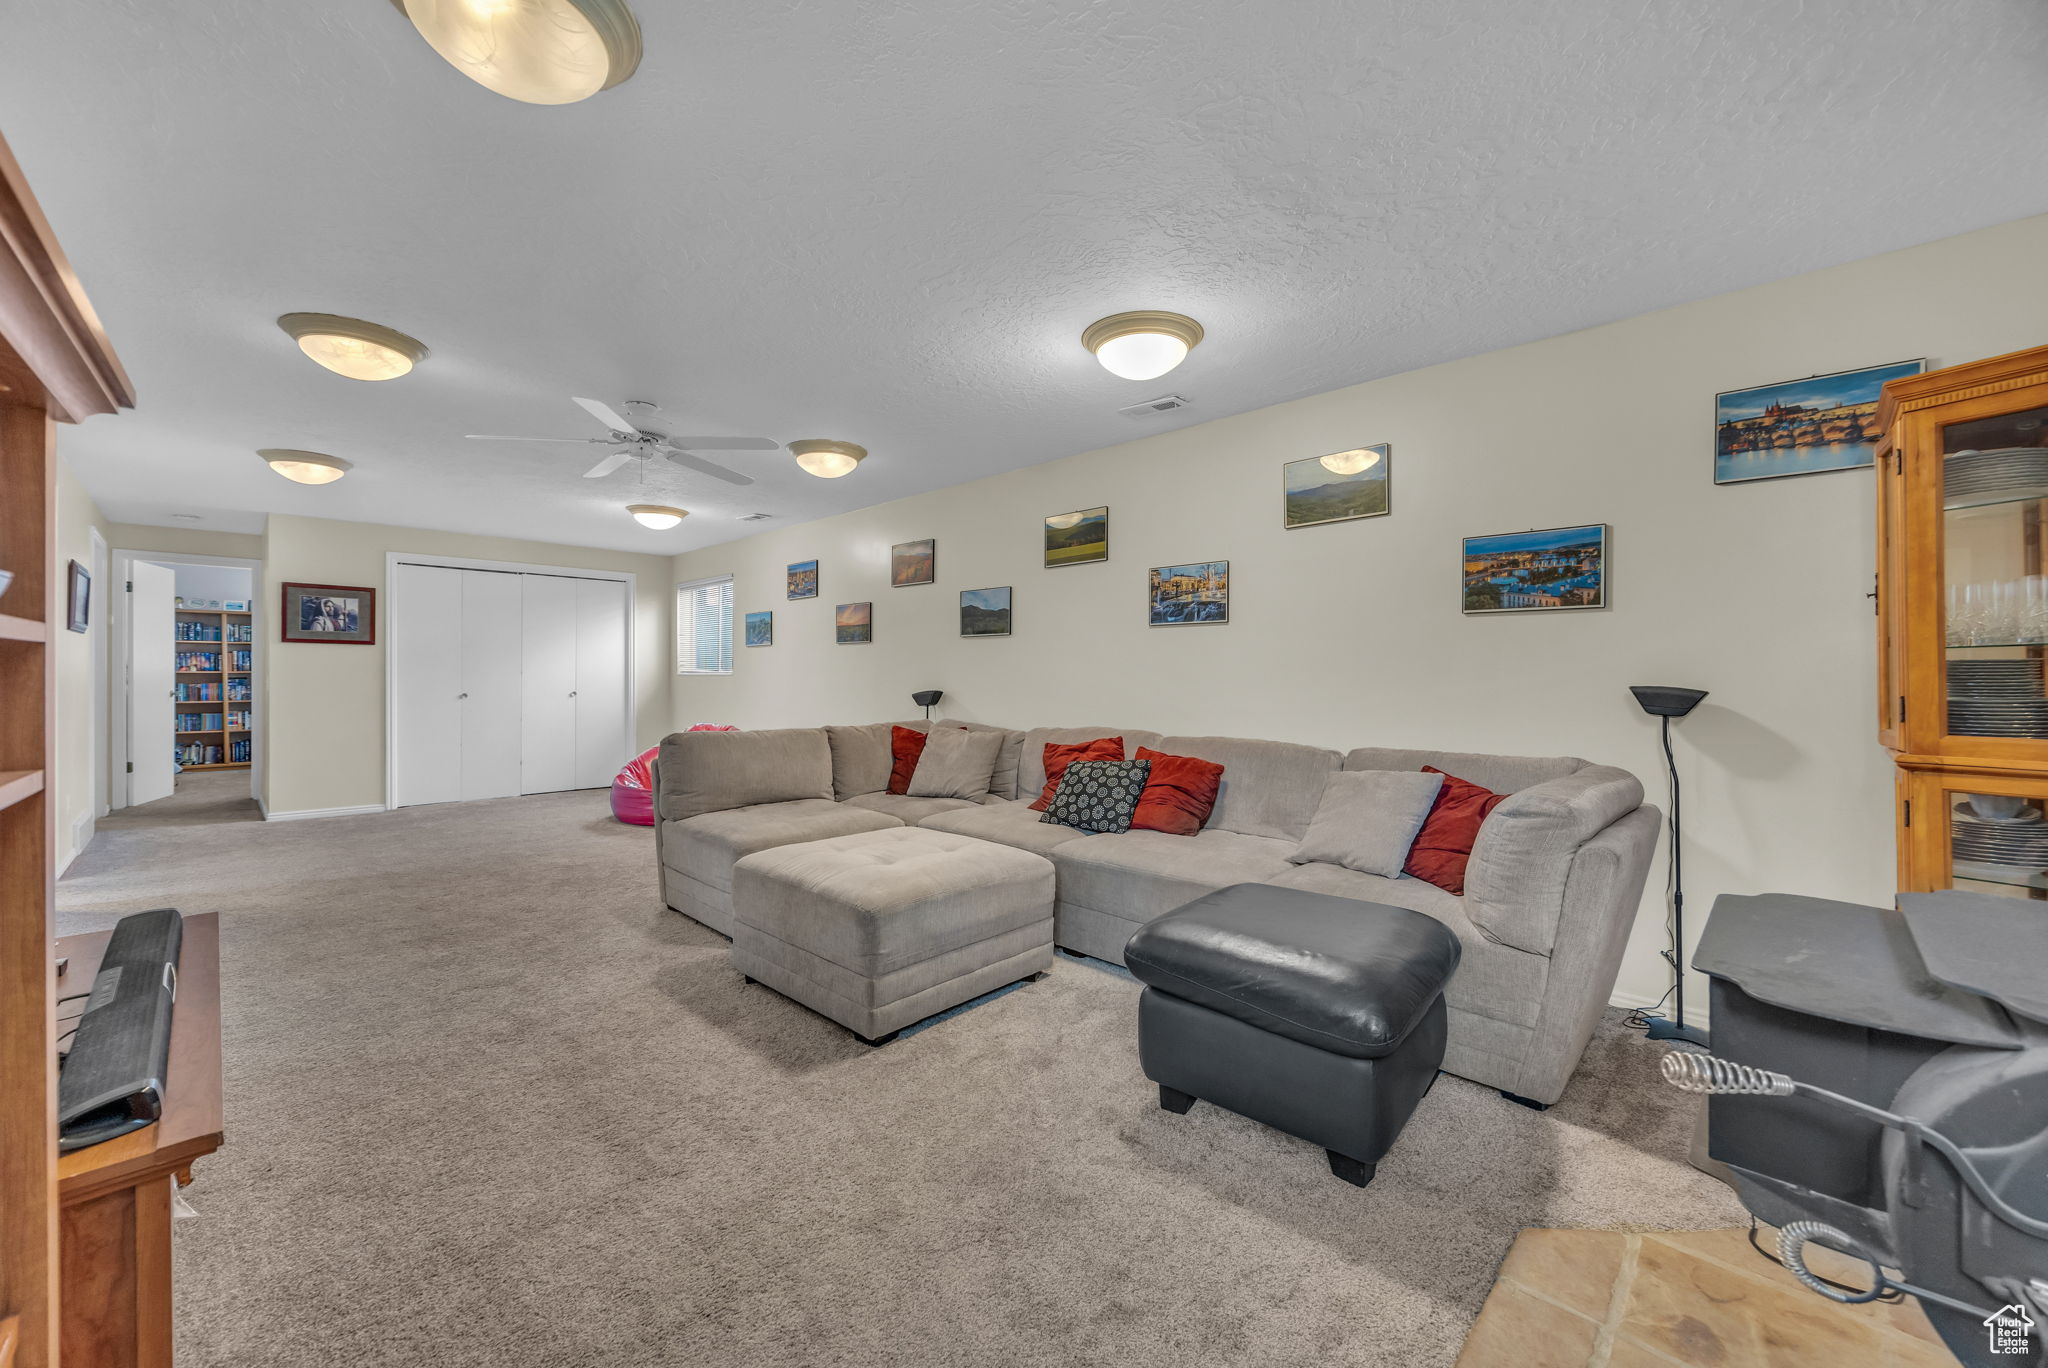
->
[738,513,773,521]
[1118,394,1190,419]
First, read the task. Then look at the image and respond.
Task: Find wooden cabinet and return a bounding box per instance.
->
[1876,344,2048,893]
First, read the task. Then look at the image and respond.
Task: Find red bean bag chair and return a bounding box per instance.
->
[610,725,735,825]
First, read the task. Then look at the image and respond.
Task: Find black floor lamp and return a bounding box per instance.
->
[1629,685,1709,1048]
[911,690,943,720]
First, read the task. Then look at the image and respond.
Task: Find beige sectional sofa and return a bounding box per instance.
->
[655,720,1658,1106]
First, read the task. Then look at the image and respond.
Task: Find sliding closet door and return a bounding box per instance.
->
[392,563,465,807]
[519,575,578,795]
[459,570,524,802]
[573,578,630,789]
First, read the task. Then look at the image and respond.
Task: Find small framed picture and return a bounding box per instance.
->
[1283,445,1390,528]
[891,539,935,587]
[835,602,872,644]
[787,560,819,600]
[281,582,376,644]
[1045,507,1108,567]
[744,611,773,647]
[1714,359,1926,485]
[960,586,1011,637]
[66,560,90,633]
[1148,561,1228,626]
[1461,525,1607,614]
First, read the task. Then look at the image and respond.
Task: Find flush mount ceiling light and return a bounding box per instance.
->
[277,313,427,382]
[788,439,866,479]
[1319,446,1384,475]
[259,449,353,485]
[626,503,687,529]
[1082,311,1204,381]
[393,0,643,105]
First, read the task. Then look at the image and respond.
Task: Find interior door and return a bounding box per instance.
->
[391,563,464,807]
[126,560,176,805]
[573,578,630,789]
[519,575,578,795]
[458,570,523,802]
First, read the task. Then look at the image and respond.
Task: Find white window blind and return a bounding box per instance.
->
[676,576,734,675]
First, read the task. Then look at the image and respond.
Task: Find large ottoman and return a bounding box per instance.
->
[1124,883,1461,1187]
[731,827,1057,1045]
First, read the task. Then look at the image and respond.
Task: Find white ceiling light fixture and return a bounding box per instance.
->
[1319,446,1384,475]
[788,439,866,479]
[277,313,427,382]
[1082,311,1205,381]
[394,0,643,105]
[259,449,353,485]
[626,503,687,529]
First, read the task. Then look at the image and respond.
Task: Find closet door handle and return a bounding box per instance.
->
[568,691,577,698]
[457,692,468,700]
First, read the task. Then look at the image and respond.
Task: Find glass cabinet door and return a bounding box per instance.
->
[1942,403,2048,749]
[1935,780,2048,899]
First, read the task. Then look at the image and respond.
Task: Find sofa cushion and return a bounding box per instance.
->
[908,726,1005,800]
[1343,747,1584,795]
[657,728,834,821]
[1018,727,1163,801]
[1406,766,1510,895]
[1131,746,1224,836]
[1028,735,1126,811]
[1462,764,1645,955]
[916,798,1093,856]
[826,722,898,800]
[1290,769,1444,878]
[1153,735,1341,841]
[663,799,902,893]
[1042,758,1152,834]
[1053,828,1299,922]
[889,724,941,794]
[844,793,980,823]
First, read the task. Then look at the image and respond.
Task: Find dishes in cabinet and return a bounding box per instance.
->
[1942,446,2048,508]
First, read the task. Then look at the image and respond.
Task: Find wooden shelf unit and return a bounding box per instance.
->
[173,606,251,772]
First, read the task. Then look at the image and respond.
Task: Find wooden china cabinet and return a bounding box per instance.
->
[1877,343,2048,896]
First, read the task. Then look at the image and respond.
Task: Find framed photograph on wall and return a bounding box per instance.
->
[1461,525,1607,614]
[1714,358,1926,485]
[744,611,773,647]
[1148,561,1228,626]
[66,559,89,633]
[786,560,819,600]
[280,582,377,643]
[1045,507,1108,567]
[891,539,935,587]
[1283,444,1390,528]
[960,586,1012,637]
[835,601,872,644]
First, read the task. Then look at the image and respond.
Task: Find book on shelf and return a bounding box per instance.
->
[229,648,252,671]
[174,711,226,733]
[173,741,226,767]
[175,620,223,642]
[175,650,222,672]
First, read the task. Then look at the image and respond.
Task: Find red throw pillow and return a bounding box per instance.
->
[1130,746,1225,836]
[1028,736,1125,811]
[888,726,930,795]
[1404,766,1508,895]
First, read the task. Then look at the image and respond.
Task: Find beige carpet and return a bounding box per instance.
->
[59,775,1744,1367]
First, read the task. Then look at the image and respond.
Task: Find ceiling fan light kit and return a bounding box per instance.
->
[626,503,687,530]
[788,439,866,479]
[1082,310,1204,381]
[394,0,642,105]
[277,313,427,382]
[468,396,774,486]
[259,448,353,485]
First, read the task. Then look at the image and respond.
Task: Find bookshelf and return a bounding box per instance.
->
[173,606,253,771]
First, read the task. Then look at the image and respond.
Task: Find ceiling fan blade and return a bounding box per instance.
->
[664,449,755,486]
[466,433,608,444]
[666,436,781,452]
[573,396,640,435]
[582,451,637,479]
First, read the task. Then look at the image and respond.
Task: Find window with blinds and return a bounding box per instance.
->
[675,576,734,674]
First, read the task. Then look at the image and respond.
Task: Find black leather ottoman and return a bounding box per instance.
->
[1124,882,1462,1187]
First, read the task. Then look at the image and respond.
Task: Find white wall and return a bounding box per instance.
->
[164,561,252,605]
[52,461,108,870]
[671,210,2048,1017]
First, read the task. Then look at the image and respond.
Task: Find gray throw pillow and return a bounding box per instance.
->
[1041,758,1152,834]
[1289,770,1445,878]
[906,726,1005,800]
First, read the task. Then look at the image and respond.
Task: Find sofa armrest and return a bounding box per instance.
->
[656,727,833,822]
[1462,764,1645,955]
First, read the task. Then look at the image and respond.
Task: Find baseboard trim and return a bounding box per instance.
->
[1607,985,1711,1033]
[263,804,387,823]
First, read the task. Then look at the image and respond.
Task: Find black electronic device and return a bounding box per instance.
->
[57,907,183,1153]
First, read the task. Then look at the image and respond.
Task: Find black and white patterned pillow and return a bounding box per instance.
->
[1041,758,1152,834]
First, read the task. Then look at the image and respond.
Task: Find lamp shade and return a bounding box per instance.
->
[259,449,352,485]
[395,0,643,105]
[1630,685,1708,718]
[277,313,427,381]
[1082,311,1204,381]
[911,690,943,709]
[789,440,866,478]
[626,504,687,530]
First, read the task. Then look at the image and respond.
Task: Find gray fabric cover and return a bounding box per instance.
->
[1342,747,1584,795]
[1153,735,1341,841]
[657,728,834,821]
[1016,727,1162,804]
[825,722,902,800]
[907,726,1006,800]
[663,800,901,896]
[1054,829,1298,923]
[1462,764,1645,955]
[844,792,978,823]
[1290,770,1444,877]
[915,798,1093,856]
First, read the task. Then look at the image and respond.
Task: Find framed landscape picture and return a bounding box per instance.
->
[1045,507,1108,567]
[891,539,935,587]
[960,586,1012,637]
[1148,561,1228,626]
[1461,525,1607,614]
[744,611,773,647]
[1283,445,1390,528]
[835,601,872,644]
[786,560,819,600]
[1714,358,1925,485]
[281,582,376,643]
[66,559,90,633]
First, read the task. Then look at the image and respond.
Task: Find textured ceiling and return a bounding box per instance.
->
[6,0,2048,552]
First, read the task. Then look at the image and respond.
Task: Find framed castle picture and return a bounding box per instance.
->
[1147,561,1228,626]
[786,560,819,599]
[1714,359,1925,485]
[1461,525,1606,614]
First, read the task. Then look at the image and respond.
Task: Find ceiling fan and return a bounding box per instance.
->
[466,397,779,485]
